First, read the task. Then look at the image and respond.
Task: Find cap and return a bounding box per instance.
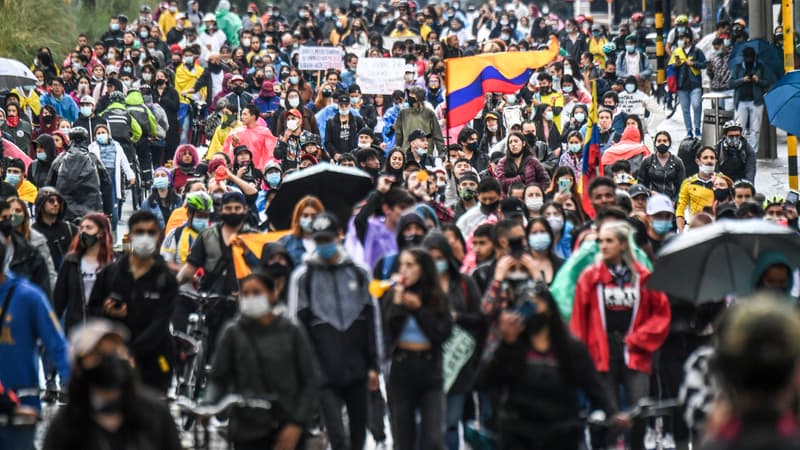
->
[299,134,320,147]
[79,95,96,105]
[500,197,526,218]
[69,318,129,363]
[627,184,650,199]
[458,172,479,185]
[357,127,373,139]
[117,14,129,22]
[484,111,499,121]
[203,12,217,21]
[614,173,636,186]
[264,159,282,172]
[310,212,340,239]
[337,94,350,104]
[230,74,244,82]
[221,190,247,205]
[646,193,674,215]
[300,153,318,165]
[716,202,737,219]
[233,145,252,157]
[408,128,430,142]
[286,108,302,119]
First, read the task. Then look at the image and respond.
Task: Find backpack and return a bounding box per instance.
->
[55,147,103,221]
[678,136,702,177]
[148,102,169,140]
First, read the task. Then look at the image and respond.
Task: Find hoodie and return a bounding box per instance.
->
[29,134,55,188]
[171,144,199,191]
[751,250,795,295]
[125,90,158,138]
[32,188,76,270]
[600,125,651,175]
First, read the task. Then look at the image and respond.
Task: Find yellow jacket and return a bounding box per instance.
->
[17,179,38,204]
[175,63,205,104]
[588,37,609,66]
[10,88,41,118]
[675,174,715,218]
[206,121,239,160]
[159,11,177,35]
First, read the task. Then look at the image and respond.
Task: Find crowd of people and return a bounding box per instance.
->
[0,1,798,450]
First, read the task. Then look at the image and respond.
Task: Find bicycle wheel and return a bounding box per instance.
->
[666,93,678,119]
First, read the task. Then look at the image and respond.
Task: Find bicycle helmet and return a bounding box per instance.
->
[763,195,785,210]
[108,91,127,104]
[675,14,689,25]
[722,120,743,133]
[185,191,214,213]
[631,12,644,21]
[68,127,89,145]
[602,42,616,54]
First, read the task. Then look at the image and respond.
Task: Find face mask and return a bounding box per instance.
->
[655,143,670,153]
[546,216,564,232]
[625,83,636,93]
[415,148,427,156]
[568,143,582,153]
[678,40,687,49]
[528,232,551,251]
[79,231,99,249]
[239,294,271,318]
[324,10,333,18]
[562,85,573,94]
[140,30,149,39]
[714,188,730,202]
[79,83,90,92]
[232,86,245,95]
[316,241,338,259]
[155,79,166,86]
[358,142,371,149]
[350,96,360,106]
[435,260,449,274]
[242,38,251,47]
[42,116,54,125]
[574,112,586,122]
[299,217,314,233]
[153,176,170,190]
[699,164,715,175]
[191,217,210,232]
[9,213,24,228]
[266,172,281,187]
[36,152,48,161]
[466,141,479,152]
[110,23,120,31]
[724,39,731,47]
[83,354,131,389]
[338,108,349,116]
[289,76,299,85]
[221,212,246,227]
[506,94,517,104]
[725,136,741,148]
[184,56,194,65]
[544,111,554,121]
[652,219,673,235]
[286,119,299,131]
[96,133,109,145]
[131,234,157,257]
[501,33,510,41]
[525,198,543,212]
[459,188,477,201]
[80,105,93,117]
[4,174,20,186]
[487,124,498,133]
[336,20,344,28]
[626,44,635,53]
[480,200,500,215]
[288,97,300,108]
[402,234,423,247]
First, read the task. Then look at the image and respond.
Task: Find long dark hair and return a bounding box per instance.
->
[526,217,557,261]
[402,247,447,313]
[528,285,583,385]
[422,232,461,280]
[503,131,532,176]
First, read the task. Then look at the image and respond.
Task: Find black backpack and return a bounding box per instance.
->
[678,137,702,177]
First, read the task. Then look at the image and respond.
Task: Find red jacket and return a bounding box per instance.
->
[569,261,670,375]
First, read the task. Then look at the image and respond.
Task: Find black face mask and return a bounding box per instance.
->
[0,219,12,238]
[82,354,132,389]
[232,85,245,95]
[714,188,731,202]
[220,212,246,227]
[264,262,290,278]
[42,116,54,125]
[208,62,222,73]
[525,310,550,335]
[401,233,424,247]
[656,144,670,153]
[79,232,99,249]
[155,79,166,86]
[507,236,526,258]
[480,200,499,215]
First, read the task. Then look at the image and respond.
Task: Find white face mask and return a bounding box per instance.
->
[288,97,300,108]
[699,164,715,175]
[546,216,564,232]
[239,294,271,318]
[130,234,157,257]
[525,198,543,212]
[286,119,299,131]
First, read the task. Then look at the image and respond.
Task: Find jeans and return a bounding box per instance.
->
[179,103,190,145]
[319,383,368,450]
[735,100,763,154]
[445,393,467,450]
[107,167,118,235]
[0,427,36,450]
[678,88,702,135]
[388,349,445,450]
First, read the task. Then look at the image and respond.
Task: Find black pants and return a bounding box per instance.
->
[318,382,368,450]
[602,332,650,450]
[367,387,387,442]
[388,349,445,450]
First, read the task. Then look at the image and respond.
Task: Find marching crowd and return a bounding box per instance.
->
[0,1,799,450]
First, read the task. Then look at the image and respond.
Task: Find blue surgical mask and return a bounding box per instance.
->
[626,44,635,53]
[80,105,93,117]
[416,148,427,156]
[338,107,349,116]
[562,85,573,94]
[153,176,170,190]
[96,134,109,145]
[652,219,673,235]
[435,260,448,274]
[289,76,299,84]
[568,143,582,153]
[528,232,552,251]
[625,83,636,93]
[192,217,210,231]
[350,96,360,105]
[266,172,281,187]
[299,217,314,233]
[110,23,120,31]
[316,241,338,259]
[5,173,20,186]
[506,94,517,104]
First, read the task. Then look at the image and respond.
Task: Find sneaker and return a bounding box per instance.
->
[694,128,702,138]
[662,432,677,450]
[644,427,656,450]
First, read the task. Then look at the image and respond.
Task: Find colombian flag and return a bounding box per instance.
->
[444,38,559,128]
[579,80,601,218]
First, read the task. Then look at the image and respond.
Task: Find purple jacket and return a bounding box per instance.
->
[344,216,397,271]
[495,155,551,192]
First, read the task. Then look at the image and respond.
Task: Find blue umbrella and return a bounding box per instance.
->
[765,70,800,135]
[728,38,784,79]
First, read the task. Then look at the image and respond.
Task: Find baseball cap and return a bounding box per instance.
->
[337,94,350,104]
[628,184,650,199]
[69,318,129,363]
[408,128,430,142]
[221,190,246,205]
[230,74,244,83]
[264,159,282,173]
[357,127,373,139]
[79,95,96,105]
[646,193,674,215]
[310,212,340,240]
[458,172,479,185]
[286,108,302,119]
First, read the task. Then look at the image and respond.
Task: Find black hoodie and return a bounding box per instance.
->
[29,134,55,188]
[31,187,77,270]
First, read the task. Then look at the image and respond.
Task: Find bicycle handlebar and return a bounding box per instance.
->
[175,394,274,417]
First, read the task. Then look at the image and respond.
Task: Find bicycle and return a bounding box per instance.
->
[172,291,237,406]
[586,397,683,450]
[175,394,274,450]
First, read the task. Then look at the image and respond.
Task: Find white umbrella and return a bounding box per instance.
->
[648,219,800,302]
[0,57,37,90]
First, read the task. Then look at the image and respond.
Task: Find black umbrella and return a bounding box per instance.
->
[267,163,374,230]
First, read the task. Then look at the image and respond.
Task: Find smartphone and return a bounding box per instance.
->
[109,292,125,308]
[787,190,799,206]
[559,178,571,193]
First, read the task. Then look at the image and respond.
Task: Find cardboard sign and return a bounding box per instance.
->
[442,325,476,393]
[298,46,344,71]
[356,58,406,94]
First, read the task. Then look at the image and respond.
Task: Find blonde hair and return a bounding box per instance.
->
[598,220,638,282]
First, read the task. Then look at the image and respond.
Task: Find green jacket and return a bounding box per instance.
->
[124,91,158,138]
[551,239,653,320]
[216,8,242,48]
